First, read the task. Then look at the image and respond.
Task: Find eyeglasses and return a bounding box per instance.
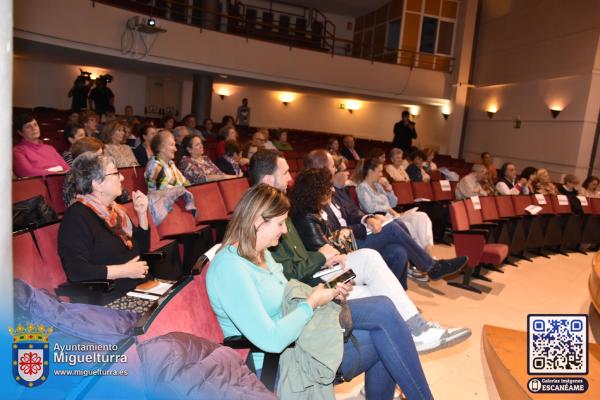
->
[104,171,121,178]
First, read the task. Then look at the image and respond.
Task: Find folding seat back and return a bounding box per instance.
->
[187,182,229,222]
[31,222,69,293]
[286,159,298,172]
[392,182,415,206]
[411,182,434,200]
[120,167,147,194]
[449,201,471,231]
[13,231,45,290]
[480,196,500,221]
[510,196,533,216]
[532,194,554,215]
[155,199,199,239]
[591,198,600,215]
[122,202,173,251]
[429,170,442,182]
[45,173,67,214]
[551,195,572,214]
[450,181,458,200]
[13,177,49,204]
[431,180,453,201]
[296,159,304,170]
[464,198,484,225]
[578,196,593,214]
[494,196,518,218]
[218,177,250,214]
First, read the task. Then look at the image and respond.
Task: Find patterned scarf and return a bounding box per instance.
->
[76,194,134,249]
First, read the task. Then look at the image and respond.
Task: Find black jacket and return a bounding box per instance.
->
[58,202,150,303]
[291,211,332,252]
[340,146,361,161]
[393,121,417,152]
[324,187,369,240]
[558,185,583,215]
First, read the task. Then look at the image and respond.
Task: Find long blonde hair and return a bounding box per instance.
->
[220,184,290,263]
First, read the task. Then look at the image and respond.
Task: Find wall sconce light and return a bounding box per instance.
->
[441,105,450,120]
[216,88,230,100]
[279,92,295,106]
[408,105,420,117]
[344,100,361,114]
[486,105,498,119]
[550,107,561,119]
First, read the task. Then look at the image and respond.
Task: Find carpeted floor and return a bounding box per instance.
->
[334,245,597,399]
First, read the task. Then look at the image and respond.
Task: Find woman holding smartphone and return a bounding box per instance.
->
[206,184,433,400]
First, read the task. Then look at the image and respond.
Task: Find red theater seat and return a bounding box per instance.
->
[13,177,49,204]
[45,173,67,214]
[218,177,249,214]
[392,182,415,206]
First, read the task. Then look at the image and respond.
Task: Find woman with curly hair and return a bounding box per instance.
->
[289,168,408,287]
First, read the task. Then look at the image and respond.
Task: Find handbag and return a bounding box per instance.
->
[328,228,358,254]
[13,195,58,231]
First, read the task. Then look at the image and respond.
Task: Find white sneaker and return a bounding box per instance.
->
[412,321,472,354]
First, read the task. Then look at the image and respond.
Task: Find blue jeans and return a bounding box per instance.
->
[357,221,435,286]
[340,296,432,400]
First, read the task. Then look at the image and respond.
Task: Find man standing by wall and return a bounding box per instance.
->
[393,110,417,153]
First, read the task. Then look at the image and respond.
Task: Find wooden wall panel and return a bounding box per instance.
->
[402,12,421,51]
[425,0,441,16]
[390,0,404,19]
[406,0,423,12]
[441,0,458,18]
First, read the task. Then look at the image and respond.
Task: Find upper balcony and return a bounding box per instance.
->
[14,0,455,104]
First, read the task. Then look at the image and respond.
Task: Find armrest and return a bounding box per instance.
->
[470,223,498,229]
[55,280,115,298]
[454,229,490,236]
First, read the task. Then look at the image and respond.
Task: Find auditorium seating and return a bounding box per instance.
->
[218,177,250,214]
[448,201,509,293]
[13,176,49,204]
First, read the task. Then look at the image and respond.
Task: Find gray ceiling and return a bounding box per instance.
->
[269,0,391,17]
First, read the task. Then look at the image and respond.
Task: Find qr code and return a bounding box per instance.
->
[528,315,588,375]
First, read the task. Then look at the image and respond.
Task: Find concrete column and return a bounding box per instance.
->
[191,73,213,122]
[447,0,478,158]
[1,0,14,386]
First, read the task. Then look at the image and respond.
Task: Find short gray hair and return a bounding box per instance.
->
[472,164,487,173]
[563,174,579,185]
[63,153,113,204]
[389,148,404,159]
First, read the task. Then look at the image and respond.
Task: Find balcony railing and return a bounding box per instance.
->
[92,0,454,73]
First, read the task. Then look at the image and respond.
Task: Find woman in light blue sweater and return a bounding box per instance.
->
[206,184,432,399]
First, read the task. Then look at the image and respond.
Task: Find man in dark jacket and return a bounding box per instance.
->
[340,135,361,161]
[393,111,417,153]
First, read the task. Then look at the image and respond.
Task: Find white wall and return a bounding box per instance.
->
[13,57,147,114]
[210,83,450,151]
[462,0,600,180]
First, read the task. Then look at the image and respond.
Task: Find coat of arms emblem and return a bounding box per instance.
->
[10,323,53,387]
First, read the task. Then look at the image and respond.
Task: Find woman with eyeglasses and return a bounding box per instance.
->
[59,153,150,304]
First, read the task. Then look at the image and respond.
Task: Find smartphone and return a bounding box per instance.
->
[324,269,356,289]
[140,252,166,277]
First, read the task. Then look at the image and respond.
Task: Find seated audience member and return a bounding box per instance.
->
[272,129,294,151]
[535,168,558,195]
[61,124,86,166]
[455,164,493,199]
[200,118,216,139]
[340,135,361,161]
[496,163,529,195]
[247,150,471,355]
[559,174,583,215]
[366,148,386,164]
[13,114,70,177]
[520,166,538,195]
[123,105,134,123]
[385,148,410,182]
[406,150,431,182]
[481,171,497,195]
[319,152,467,284]
[179,134,236,184]
[423,148,438,172]
[221,115,235,129]
[58,153,150,304]
[261,129,277,150]
[327,138,342,157]
[173,126,190,164]
[182,114,203,139]
[101,106,118,126]
[481,151,497,182]
[252,129,277,150]
[215,140,244,177]
[216,126,238,159]
[71,137,105,159]
[206,184,433,400]
[66,112,80,126]
[101,121,139,168]
[80,111,100,138]
[124,120,141,148]
[162,115,176,130]
[356,158,435,253]
[145,130,190,191]
[580,176,600,198]
[243,142,259,161]
[133,124,157,167]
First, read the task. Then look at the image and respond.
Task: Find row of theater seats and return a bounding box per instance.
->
[448,194,600,293]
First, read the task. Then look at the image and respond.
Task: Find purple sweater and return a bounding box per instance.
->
[13,140,70,178]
